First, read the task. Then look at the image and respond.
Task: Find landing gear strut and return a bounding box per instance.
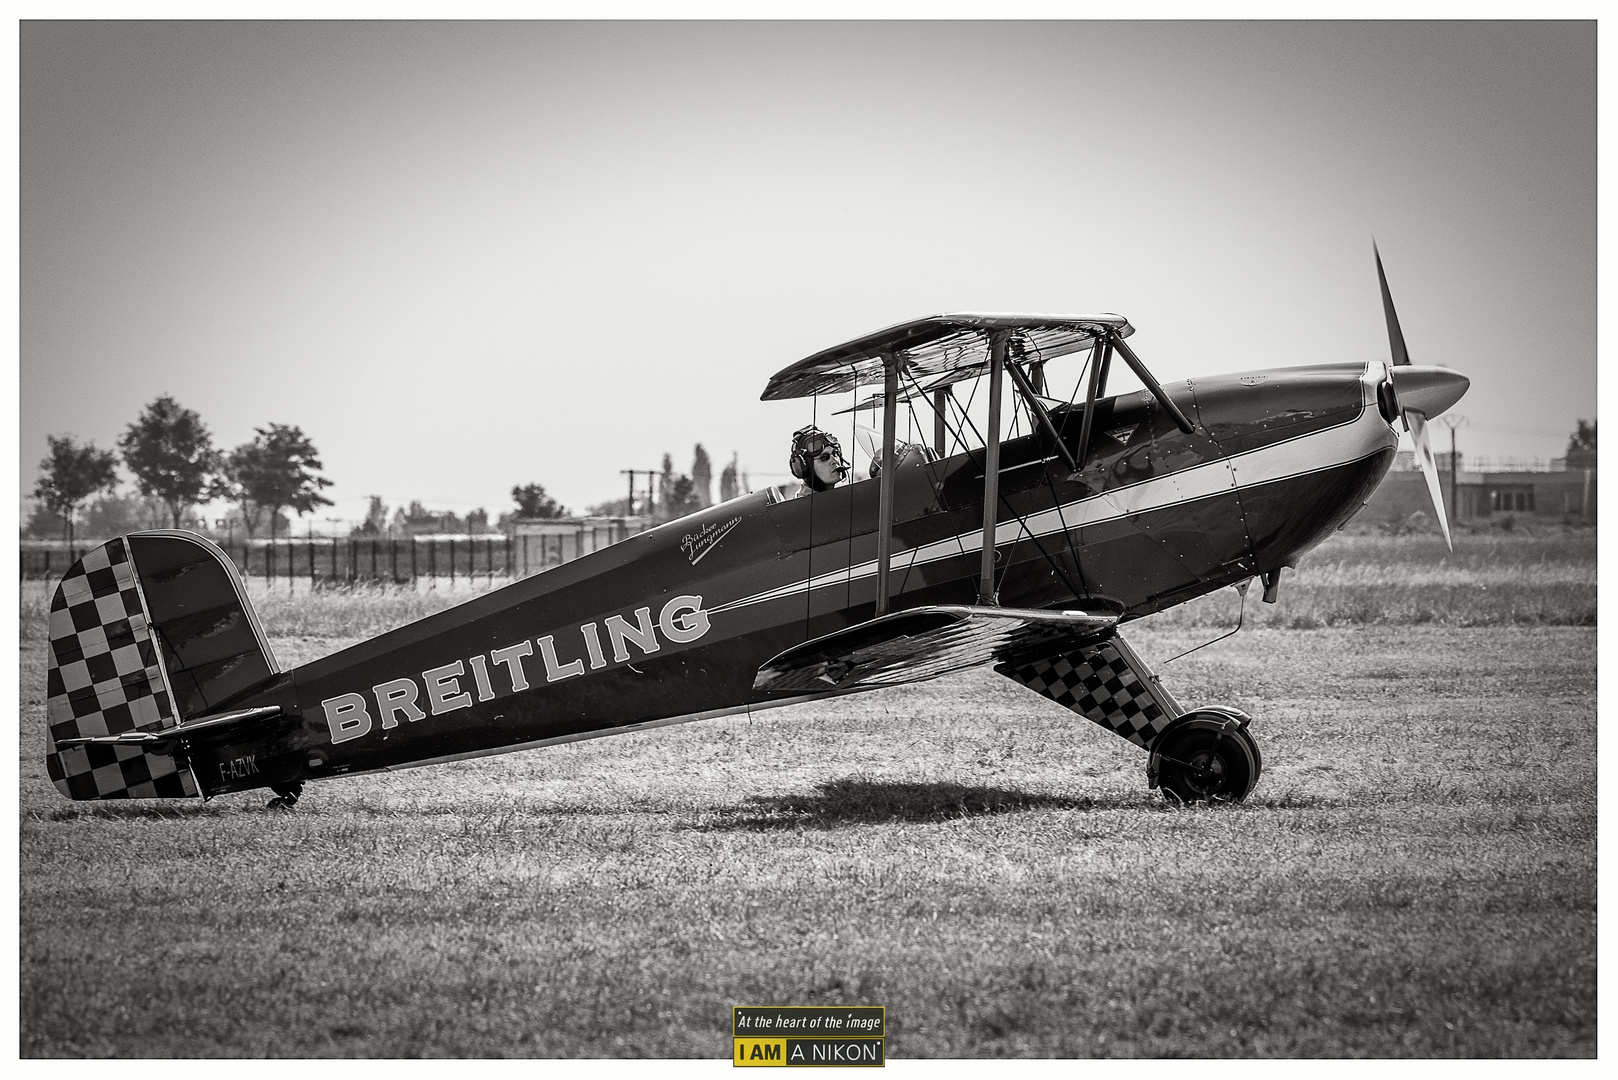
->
[266,782,304,810]
[1148,709,1262,804]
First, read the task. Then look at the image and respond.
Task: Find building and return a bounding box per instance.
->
[1361,450,1596,527]
[505,516,652,576]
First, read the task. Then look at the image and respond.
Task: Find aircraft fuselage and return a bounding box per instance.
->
[190,360,1398,797]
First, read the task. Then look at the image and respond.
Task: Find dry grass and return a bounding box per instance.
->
[17,529,1595,643]
[17,533,1597,1058]
[1155,530,1595,629]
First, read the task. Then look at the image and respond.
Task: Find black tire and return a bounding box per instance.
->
[1155,723,1261,804]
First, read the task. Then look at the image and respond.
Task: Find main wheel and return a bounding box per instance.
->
[1153,721,1261,804]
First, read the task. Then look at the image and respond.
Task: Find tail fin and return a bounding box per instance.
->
[44,532,280,800]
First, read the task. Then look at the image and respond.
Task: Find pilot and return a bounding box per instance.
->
[789,425,849,496]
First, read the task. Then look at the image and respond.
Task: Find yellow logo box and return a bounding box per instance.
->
[734,1037,884,1067]
[735,1038,787,1066]
[733,1006,886,1067]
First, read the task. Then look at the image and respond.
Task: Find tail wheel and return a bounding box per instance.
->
[1151,715,1261,804]
[266,782,303,811]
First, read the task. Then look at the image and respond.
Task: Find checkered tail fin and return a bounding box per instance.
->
[44,532,280,800]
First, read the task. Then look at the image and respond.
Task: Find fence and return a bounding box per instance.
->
[21,535,527,585]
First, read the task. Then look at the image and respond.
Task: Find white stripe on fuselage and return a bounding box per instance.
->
[708,369,1390,617]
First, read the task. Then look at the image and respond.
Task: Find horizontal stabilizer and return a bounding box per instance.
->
[753,605,1118,695]
[54,705,286,749]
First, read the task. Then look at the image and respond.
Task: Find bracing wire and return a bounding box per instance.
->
[883,328,1111,606]
[942,374,1083,602]
[1033,347,1092,593]
[893,390,938,598]
[844,387,856,608]
[805,392,817,630]
[900,364,973,579]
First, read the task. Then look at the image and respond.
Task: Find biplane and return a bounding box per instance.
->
[43,248,1467,807]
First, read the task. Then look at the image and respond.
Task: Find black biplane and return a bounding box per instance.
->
[43,249,1467,807]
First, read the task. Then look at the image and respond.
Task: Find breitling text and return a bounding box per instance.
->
[318,594,710,745]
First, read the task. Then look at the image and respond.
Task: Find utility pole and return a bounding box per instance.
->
[1437,414,1468,525]
[619,469,657,517]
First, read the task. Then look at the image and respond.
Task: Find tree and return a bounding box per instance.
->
[356,496,389,536]
[691,444,713,509]
[652,451,702,522]
[84,492,168,536]
[229,501,270,539]
[119,395,224,529]
[667,475,698,518]
[392,501,454,533]
[465,508,489,534]
[223,423,334,540]
[719,453,740,503]
[33,435,119,547]
[585,497,633,517]
[512,483,566,519]
[23,502,68,540]
[1567,419,1597,455]
[657,453,677,517]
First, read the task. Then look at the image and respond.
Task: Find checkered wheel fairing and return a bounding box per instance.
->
[997,633,1183,749]
[43,539,199,800]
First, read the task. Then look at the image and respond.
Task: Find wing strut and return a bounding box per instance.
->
[1110,333,1195,434]
[1074,337,1109,471]
[979,330,1008,605]
[772,313,1172,618]
[874,351,902,616]
[1005,353,1078,474]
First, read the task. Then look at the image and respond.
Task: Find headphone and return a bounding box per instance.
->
[789,425,847,487]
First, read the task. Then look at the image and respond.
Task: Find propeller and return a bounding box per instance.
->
[1375,242,1469,551]
[852,424,881,477]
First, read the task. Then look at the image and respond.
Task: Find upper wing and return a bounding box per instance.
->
[752,605,1118,695]
[761,312,1132,401]
[831,371,959,415]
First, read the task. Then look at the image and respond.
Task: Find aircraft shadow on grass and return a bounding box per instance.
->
[39,802,229,823]
[31,779,1332,827]
[695,777,1149,831]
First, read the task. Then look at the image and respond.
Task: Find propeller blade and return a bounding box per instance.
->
[1375,242,1464,549]
[1374,240,1411,367]
[852,424,880,460]
[851,424,881,477]
[1406,410,1453,551]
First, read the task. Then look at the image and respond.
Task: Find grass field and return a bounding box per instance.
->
[17,530,1597,1057]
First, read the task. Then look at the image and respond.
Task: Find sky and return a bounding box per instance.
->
[18,20,1596,532]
